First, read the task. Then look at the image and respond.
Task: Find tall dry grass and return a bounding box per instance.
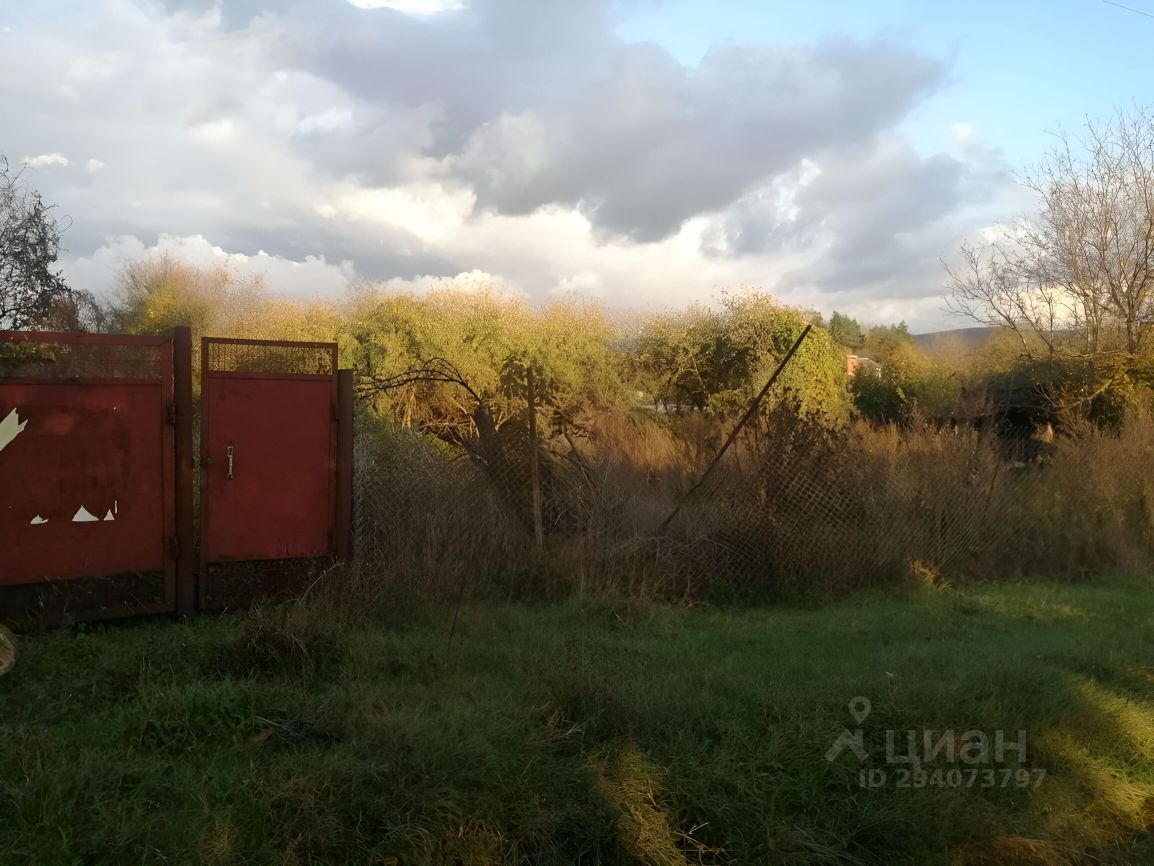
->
[348,399,1154,603]
[1007,404,1154,577]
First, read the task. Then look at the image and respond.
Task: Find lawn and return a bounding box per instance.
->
[3,578,1154,865]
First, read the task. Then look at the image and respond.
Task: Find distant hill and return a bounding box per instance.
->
[912,326,998,352]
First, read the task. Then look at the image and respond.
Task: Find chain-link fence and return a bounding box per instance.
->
[348,354,1154,603]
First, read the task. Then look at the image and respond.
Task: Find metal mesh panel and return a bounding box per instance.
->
[205,340,335,376]
[655,405,1026,595]
[0,340,164,379]
[350,386,1040,601]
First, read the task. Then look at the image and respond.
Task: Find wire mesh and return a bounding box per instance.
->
[349,375,1065,603]
[204,340,335,376]
[0,339,164,379]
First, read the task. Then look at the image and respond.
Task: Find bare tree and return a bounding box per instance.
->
[946,241,1073,357]
[0,156,82,330]
[948,109,1154,357]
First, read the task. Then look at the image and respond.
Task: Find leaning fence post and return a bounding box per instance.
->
[527,366,545,553]
[655,324,812,535]
[173,325,196,619]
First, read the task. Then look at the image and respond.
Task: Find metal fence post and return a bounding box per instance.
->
[527,366,545,553]
[173,325,196,619]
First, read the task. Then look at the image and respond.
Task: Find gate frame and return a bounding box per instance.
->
[198,336,344,608]
[0,327,195,623]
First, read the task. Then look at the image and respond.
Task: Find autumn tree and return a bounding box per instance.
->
[348,285,626,444]
[108,254,268,337]
[851,341,960,424]
[634,292,850,420]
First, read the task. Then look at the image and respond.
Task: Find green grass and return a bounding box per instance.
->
[4,578,1154,865]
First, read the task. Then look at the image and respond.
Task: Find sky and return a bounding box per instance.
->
[1,0,1152,331]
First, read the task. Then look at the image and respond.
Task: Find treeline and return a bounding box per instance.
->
[101,255,858,429]
[95,255,1154,446]
[12,253,1154,596]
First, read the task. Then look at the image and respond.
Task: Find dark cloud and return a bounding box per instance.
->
[267,0,944,240]
[710,134,1012,301]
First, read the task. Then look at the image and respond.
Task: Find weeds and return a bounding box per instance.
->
[352,400,1154,604]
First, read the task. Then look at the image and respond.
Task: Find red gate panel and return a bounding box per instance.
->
[200,339,337,564]
[0,333,176,591]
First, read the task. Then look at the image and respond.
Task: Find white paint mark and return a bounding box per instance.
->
[30,515,47,525]
[103,509,115,521]
[113,500,118,515]
[72,506,99,522]
[0,409,27,453]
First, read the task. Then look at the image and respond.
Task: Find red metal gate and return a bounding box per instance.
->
[199,338,340,601]
[0,331,185,618]
[1,328,349,624]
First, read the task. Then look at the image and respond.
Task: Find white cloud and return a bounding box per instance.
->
[368,268,516,297]
[86,158,105,173]
[188,118,239,144]
[23,152,68,168]
[951,122,976,147]
[296,108,355,135]
[346,0,464,13]
[62,234,356,302]
[327,183,476,242]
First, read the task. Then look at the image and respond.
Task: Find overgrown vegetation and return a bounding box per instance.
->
[77,243,1154,600]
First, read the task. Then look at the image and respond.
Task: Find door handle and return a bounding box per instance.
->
[226,445,235,480]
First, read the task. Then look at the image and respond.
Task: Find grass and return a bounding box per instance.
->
[4,578,1154,864]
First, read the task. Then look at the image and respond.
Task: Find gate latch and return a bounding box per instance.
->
[226,445,235,480]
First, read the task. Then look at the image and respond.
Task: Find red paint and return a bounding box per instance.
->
[201,374,335,561]
[0,382,170,584]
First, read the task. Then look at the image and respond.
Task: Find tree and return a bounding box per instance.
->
[828,311,863,350]
[634,292,850,420]
[109,254,269,337]
[851,341,960,424]
[0,156,78,330]
[346,285,625,443]
[861,321,913,364]
[947,109,1154,357]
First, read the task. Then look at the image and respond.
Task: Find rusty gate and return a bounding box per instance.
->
[0,330,187,620]
[198,337,349,608]
[0,328,352,625]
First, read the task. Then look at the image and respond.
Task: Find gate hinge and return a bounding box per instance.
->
[166,400,177,426]
[168,536,180,559]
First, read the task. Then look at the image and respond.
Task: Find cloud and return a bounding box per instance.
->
[347,0,464,12]
[951,121,976,147]
[62,234,357,301]
[451,39,944,241]
[2,0,1015,330]
[23,152,69,168]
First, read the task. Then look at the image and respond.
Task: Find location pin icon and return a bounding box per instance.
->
[849,696,871,724]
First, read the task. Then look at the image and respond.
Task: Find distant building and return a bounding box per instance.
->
[846,355,880,377]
